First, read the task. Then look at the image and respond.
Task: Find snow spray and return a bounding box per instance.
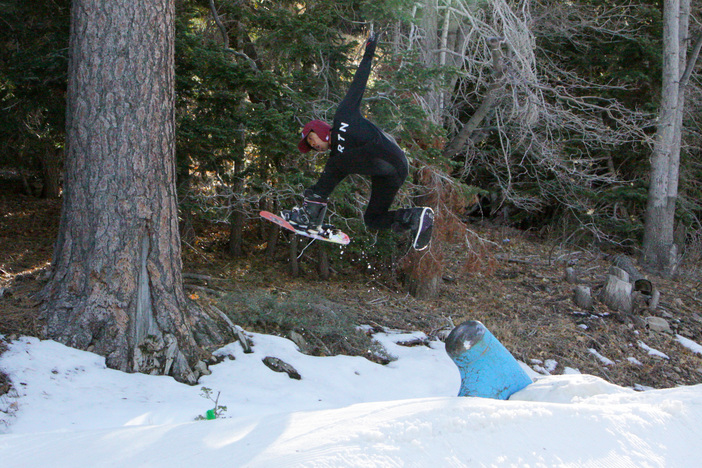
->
[445,320,532,399]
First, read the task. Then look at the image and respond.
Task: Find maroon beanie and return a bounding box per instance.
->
[298,120,332,153]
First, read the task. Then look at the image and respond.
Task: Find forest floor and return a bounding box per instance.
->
[1,184,702,392]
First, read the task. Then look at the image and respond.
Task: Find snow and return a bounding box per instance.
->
[677,334,702,355]
[587,348,615,366]
[1,330,702,467]
[628,356,644,366]
[638,340,671,360]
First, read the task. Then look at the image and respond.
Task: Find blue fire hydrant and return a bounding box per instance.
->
[445,320,532,399]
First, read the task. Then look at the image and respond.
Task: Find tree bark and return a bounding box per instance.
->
[228,208,245,257]
[265,224,279,259]
[289,234,299,276]
[642,0,692,277]
[40,0,203,383]
[177,172,196,245]
[407,266,440,299]
[261,198,279,259]
[39,148,62,199]
[420,0,442,123]
[227,163,245,257]
[318,243,330,280]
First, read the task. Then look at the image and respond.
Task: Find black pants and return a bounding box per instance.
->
[364,172,406,229]
[364,134,409,230]
[311,134,409,230]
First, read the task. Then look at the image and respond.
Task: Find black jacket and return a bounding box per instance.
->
[310,39,408,199]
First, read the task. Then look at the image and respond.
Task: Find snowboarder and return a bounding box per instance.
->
[282,33,434,250]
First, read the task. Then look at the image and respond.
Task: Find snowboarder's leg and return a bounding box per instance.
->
[363,174,403,230]
[364,174,434,250]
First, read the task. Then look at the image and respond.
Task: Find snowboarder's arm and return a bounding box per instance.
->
[336,35,378,114]
[309,160,346,199]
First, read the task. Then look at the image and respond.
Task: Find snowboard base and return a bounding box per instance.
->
[260,211,350,245]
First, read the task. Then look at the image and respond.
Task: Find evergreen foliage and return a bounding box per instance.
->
[0,0,69,194]
[2,0,701,275]
[218,288,393,361]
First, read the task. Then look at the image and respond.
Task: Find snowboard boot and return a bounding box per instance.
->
[411,207,434,250]
[393,207,434,250]
[282,193,328,231]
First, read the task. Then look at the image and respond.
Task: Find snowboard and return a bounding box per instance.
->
[259,211,351,245]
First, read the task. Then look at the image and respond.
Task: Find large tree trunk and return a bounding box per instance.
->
[642,0,689,277]
[40,0,202,383]
[418,0,442,124]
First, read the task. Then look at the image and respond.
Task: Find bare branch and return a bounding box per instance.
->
[680,32,702,90]
[208,0,229,49]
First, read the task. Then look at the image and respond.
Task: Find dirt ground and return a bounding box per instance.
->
[2,185,702,391]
